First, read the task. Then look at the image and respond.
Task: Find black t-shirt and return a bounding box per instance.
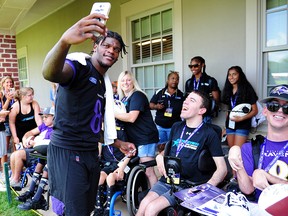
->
[124,91,159,146]
[51,59,105,151]
[224,87,258,130]
[160,121,223,183]
[150,88,184,128]
[185,72,219,97]
[185,73,220,116]
[102,145,124,162]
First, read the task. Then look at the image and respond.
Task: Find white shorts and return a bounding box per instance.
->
[0,131,7,157]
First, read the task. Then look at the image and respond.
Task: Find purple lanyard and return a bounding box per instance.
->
[107,146,118,161]
[258,139,288,172]
[176,122,204,157]
[193,78,200,90]
[230,94,238,109]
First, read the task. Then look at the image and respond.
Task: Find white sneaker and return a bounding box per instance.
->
[0,172,6,184]
[0,184,6,192]
[219,192,250,216]
[10,180,21,188]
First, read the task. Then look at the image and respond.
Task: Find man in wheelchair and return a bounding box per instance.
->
[10,106,54,190]
[136,90,227,216]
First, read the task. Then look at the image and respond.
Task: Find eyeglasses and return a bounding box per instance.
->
[266,102,288,115]
[188,64,200,69]
[101,43,121,53]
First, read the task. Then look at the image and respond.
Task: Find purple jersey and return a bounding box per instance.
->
[37,123,53,140]
[241,139,288,199]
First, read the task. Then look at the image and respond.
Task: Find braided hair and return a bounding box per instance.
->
[95,31,128,58]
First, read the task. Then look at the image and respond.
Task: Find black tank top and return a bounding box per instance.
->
[15,101,37,142]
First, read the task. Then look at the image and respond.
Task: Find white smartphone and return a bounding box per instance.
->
[90,2,111,37]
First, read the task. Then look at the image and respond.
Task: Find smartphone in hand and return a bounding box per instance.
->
[90,2,111,37]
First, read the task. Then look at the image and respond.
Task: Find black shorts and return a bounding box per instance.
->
[101,161,118,175]
[48,144,100,216]
[25,149,46,167]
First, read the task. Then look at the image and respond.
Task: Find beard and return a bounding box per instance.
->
[98,60,111,69]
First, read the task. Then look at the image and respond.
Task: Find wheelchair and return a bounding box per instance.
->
[93,155,147,216]
[20,158,38,188]
[9,157,38,191]
[121,124,233,216]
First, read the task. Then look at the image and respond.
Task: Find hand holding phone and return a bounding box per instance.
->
[90,2,111,37]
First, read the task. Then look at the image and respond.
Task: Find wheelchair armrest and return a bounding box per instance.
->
[130,156,140,164]
[29,152,47,161]
[138,160,157,169]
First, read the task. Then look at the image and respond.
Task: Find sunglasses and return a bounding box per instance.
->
[188,64,200,69]
[267,102,288,115]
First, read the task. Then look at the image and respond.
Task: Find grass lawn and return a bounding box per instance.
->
[0,189,39,216]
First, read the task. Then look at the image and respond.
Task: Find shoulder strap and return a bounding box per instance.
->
[251,135,265,169]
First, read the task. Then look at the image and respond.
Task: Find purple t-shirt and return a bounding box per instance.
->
[241,139,288,199]
[37,123,53,140]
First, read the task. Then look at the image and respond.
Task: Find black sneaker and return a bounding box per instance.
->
[103,208,110,216]
[93,207,104,216]
[15,191,34,202]
[18,196,48,211]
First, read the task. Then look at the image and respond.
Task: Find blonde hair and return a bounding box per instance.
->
[14,87,34,101]
[1,76,14,91]
[117,70,147,100]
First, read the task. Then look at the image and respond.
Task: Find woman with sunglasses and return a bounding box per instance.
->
[228,84,288,202]
[185,56,220,123]
[222,66,258,148]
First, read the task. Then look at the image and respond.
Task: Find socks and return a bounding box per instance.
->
[33,177,48,201]
[29,172,41,192]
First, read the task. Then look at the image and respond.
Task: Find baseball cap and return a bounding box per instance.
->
[261,84,288,103]
[39,107,55,115]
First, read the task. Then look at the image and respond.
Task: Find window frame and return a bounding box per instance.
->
[17,46,29,87]
[128,4,175,99]
[261,0,288,94]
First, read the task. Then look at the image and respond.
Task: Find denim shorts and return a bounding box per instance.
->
[137,143,156,158]
[226,128,249,137]
[156,125,171,144]
[150,181,182,206]
[4,122,11,136]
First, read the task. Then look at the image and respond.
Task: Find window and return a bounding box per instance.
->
[130,8,174,99]
[263,0,288,93]
[17,47,29,87]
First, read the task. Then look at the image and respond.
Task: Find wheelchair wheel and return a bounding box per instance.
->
[126,165,149,216]
[20,174,28,188]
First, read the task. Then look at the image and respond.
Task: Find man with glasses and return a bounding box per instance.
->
[185,56,220,123]
[228,84,288,201]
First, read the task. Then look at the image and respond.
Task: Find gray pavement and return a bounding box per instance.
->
[16,181,129,216]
